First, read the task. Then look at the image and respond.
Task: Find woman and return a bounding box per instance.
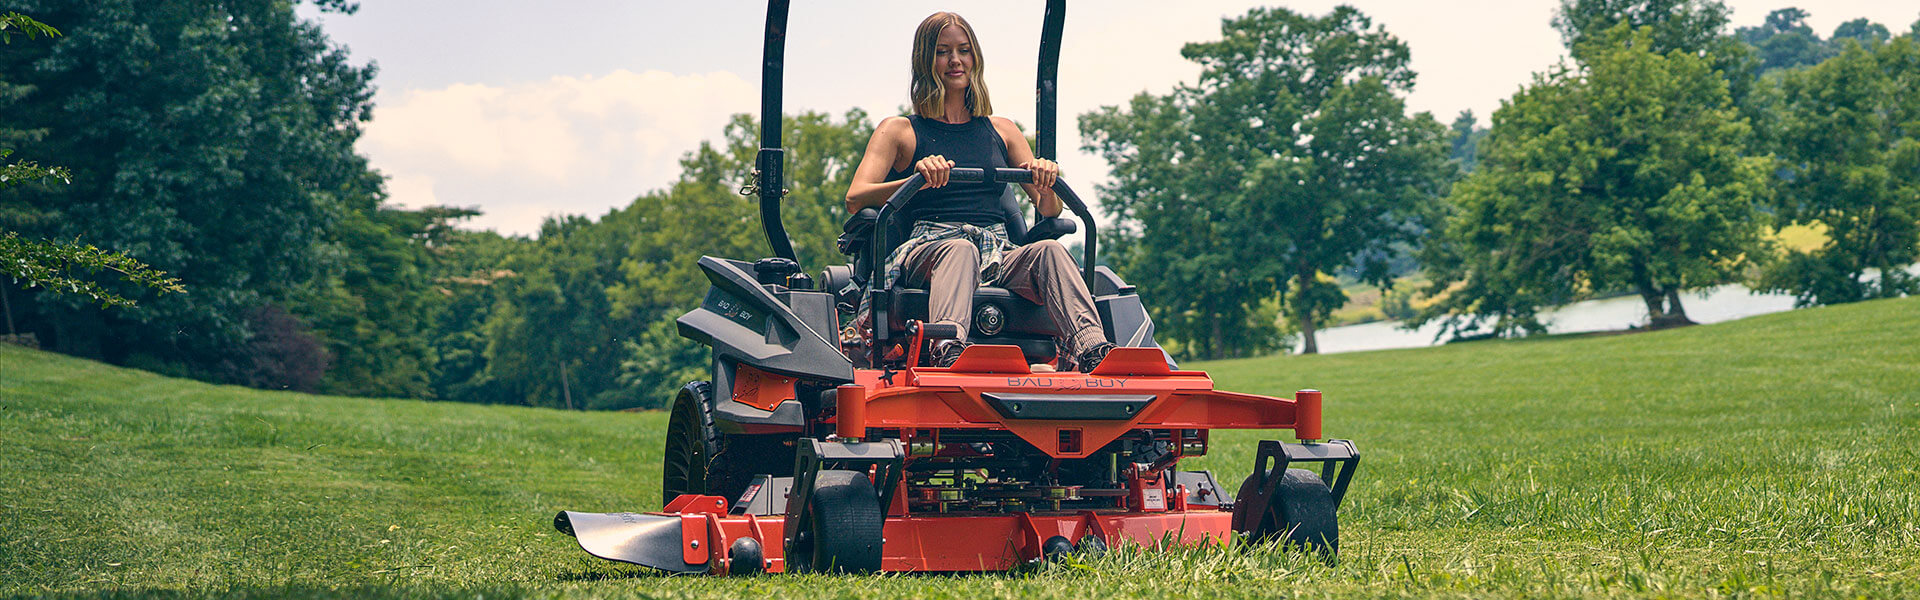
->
[844,11,1113,372]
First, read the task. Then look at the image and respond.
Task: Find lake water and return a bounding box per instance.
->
[1301,264,1920,354]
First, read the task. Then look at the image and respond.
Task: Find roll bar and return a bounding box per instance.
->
[1036,0,1066,161]
[869,168,1099,289]
[753,0,1076,268]
[756,0,796,261]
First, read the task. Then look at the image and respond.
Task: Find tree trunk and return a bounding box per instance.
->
[1662,288,1693,325]
[1866,205,1888,297]
[1209,318,1224,360]
[1293,266,1320,355]
[1638,288,1665,324]
[559,360,574,410]
[1298,308,1319,355]
[1,287,13,336]
[1631,260,1669,327]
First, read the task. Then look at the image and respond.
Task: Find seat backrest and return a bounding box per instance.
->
[994,186,1030,244]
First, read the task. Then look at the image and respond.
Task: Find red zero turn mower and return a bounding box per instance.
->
[553,0,1360,574]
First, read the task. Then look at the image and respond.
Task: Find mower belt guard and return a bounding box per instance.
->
[1230,439,1360,535]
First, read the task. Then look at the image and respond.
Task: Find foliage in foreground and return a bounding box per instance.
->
[0,230,183,309]
[2,149,183,310]
[2,296,1916,598]
[0,10,59,42]
[0,18,181,311]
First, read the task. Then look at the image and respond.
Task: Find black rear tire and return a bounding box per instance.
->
[1236,468,1339,555]
[786,470,883,574]
[662,380,797,508]
[662,381,718,505]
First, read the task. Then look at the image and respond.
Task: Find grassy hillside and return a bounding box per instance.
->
[3,297,1917,598]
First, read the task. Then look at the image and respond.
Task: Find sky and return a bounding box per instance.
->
[299,1,1920,236]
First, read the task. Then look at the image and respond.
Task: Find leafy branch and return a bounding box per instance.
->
[0,11,60,43]
[0,149,71,187]
[0,232,185,307]
[2,150,182,307]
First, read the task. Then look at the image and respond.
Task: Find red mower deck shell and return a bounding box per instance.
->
[560,345,1327,574]
[640,498,1238,574]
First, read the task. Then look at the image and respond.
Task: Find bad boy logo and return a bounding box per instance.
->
[1004,377,1130,389]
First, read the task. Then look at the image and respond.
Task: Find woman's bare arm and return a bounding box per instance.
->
[845,117,915,213]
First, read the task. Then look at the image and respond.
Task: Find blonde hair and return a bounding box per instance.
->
[910,12,992,119]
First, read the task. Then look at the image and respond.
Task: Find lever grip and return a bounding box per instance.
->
[947,168,1034,184]
[909,321,963,340]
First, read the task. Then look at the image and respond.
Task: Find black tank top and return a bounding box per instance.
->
[885,115,1011,227]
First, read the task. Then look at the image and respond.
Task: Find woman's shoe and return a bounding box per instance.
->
[929,340,970,368]
[1075,342,1116,373]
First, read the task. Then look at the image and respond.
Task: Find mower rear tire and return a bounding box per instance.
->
[787,470,883,574]
[1238,468,1339,555]
[661,380,796,507]
[662,381,720,505]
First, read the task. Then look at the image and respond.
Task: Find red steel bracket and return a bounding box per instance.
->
[1014,511,1044,562]
[664,494,730,515]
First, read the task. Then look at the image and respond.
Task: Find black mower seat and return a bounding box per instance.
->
[887,286,1060,338]
[889,286,1060,364]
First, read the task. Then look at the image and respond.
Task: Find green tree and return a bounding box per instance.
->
[1083,6,1452,357]
[0,0,378,373]
[1757,38,1920,305]
[453,110,870,410]
[1737,10,1910,77]
[479,214,634,409]
[1737,8,1835,75]
[290,204,477,397]
[423,226,527,404]
[1553,0,1733,56]
[1084,92,1272,359]
[1554,0,1760,123]
[1831,18,1892,47]
[1,13,180,335]
[1448,110,1489,173]
[1416,25,1773,336]
[609,110,870,408]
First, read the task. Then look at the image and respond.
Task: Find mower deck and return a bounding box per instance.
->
[558,503,1240,574]
[556,345,1358,575]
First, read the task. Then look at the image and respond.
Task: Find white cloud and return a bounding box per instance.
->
[361,69,754,235]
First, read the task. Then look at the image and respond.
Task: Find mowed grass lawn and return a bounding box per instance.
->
[2,297,1917,599]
